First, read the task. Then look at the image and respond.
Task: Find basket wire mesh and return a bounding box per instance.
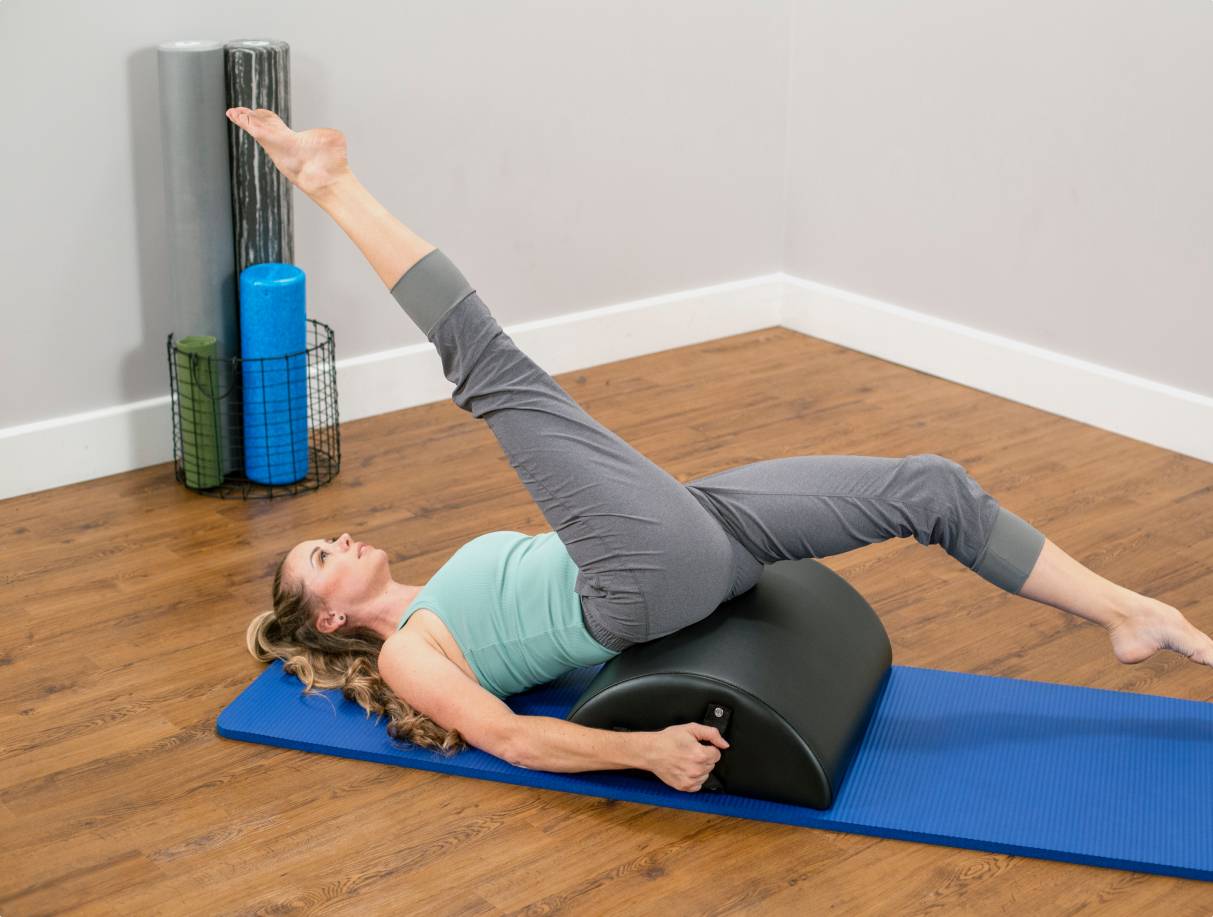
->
[166,318,340,498]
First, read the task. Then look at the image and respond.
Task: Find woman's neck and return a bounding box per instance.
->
[364,580,424,641]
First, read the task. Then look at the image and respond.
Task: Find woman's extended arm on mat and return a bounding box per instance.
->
[379,634,647,772]
[513,716,728,793]
[511,715,653,773]
[378,635,521,763]
[378,636,725,789]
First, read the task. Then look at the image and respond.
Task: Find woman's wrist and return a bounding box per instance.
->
[623,730,654,772]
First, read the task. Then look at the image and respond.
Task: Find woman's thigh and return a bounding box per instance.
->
[685,453,1002,571]
[426,291,740,645]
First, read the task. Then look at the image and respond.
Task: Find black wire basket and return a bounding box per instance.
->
[166,319,340,499]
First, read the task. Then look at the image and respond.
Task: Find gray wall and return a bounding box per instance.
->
[783,0,1213,397]
[3,0,1209,436]
[0,0,790,428]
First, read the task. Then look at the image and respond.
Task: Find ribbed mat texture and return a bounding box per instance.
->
[217,661,1213,881]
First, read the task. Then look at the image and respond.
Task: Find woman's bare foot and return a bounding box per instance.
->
[1106,593,1213,668]
[225,107,351,197]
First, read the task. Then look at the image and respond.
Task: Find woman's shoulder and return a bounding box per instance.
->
[387,608,439,650]
[385,609,465,666]
[381,611,481,687]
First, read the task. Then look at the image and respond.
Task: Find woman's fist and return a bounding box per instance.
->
[646,722,729,792]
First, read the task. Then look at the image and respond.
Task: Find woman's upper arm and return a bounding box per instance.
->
[378,635,520,763]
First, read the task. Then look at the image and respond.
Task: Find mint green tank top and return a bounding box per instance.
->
[397,530,621,698]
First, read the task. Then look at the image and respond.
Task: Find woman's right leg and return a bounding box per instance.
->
[225,107,437,290]
[223,111,738,647]
[389,253,739,649]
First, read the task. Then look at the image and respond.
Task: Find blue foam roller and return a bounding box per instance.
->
[239,262,309,484]
[217,661,1213,882]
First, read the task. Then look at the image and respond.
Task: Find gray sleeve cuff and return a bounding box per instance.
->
[971,505,1047,594]
[389,248,476,338]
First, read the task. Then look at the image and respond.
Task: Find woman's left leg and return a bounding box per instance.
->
[685,454,1213,668]
[684,453,1040,595]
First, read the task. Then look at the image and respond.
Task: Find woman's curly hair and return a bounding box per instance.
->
[246,552,467,755]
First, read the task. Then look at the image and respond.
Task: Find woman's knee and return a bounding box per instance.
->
[901,452,999,564]
[904,453,977,496]
[905,452,961,473]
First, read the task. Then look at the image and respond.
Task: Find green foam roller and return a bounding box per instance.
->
[175,336,224,489]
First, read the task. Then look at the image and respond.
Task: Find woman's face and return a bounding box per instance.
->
[286,532,390,632]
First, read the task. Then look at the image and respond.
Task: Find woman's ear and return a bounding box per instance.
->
[316,607,344,634]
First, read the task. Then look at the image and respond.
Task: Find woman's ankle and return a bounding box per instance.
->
[307,168,358,207]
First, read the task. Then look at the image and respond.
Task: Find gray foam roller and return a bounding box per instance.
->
[157,39,240,478]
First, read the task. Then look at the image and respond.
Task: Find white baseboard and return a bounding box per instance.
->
[2,271,1208,502]
[0,275,784,502]
[779,273,1213,466]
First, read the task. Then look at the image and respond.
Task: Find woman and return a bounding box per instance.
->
[235,107,1213,794]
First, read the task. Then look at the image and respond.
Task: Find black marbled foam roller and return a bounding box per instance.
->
[223,39,294,273]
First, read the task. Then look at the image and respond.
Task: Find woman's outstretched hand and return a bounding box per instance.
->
[225,107,352,198]
[646,722,729,792]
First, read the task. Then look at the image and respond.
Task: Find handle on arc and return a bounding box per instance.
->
[700,701,732,793]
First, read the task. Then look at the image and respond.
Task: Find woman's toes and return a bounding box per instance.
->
[226,108,257,132]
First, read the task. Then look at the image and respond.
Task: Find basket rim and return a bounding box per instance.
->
[166,318,334,363]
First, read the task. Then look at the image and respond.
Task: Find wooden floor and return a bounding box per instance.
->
[4,325,1212,916]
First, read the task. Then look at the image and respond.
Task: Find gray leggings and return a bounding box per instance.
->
[393,249,1047,652]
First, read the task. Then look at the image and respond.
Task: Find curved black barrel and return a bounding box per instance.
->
[567,557,893,809]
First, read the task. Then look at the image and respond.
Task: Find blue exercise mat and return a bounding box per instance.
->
[217,660,1213,882]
